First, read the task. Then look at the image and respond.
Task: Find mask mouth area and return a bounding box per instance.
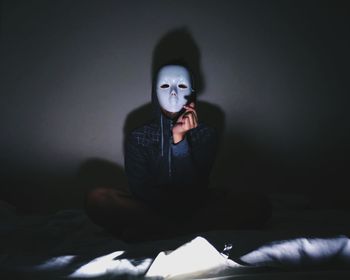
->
[169,96,179,104]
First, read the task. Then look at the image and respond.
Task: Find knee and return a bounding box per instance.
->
[84,187,129,213]
[84,187,125,228]
[84,186,134,212]
[85,187,112,207]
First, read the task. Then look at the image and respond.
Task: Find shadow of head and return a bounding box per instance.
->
[151,27,205,95]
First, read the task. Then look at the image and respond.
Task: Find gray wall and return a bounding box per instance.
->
[1,0,349,211]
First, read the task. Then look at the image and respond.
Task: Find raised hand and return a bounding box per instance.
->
[172,102,198,144]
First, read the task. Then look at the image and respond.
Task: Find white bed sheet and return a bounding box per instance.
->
[1,194,350,279]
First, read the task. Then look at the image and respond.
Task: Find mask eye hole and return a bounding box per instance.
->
[160,84,169,89]
[178,84,188,89]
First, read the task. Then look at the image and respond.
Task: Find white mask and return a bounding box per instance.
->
[156,65,192,113]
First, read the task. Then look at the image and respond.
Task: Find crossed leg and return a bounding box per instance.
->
[189,189,272,232]
[85,186,271,242]
[85,186,183,241]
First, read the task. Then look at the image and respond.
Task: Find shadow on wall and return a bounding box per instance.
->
[151,27,205,96]
[4,27,348,213]
[77,158,127,191]
[2,28,263,213]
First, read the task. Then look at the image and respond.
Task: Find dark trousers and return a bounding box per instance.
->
[84,185,271,242]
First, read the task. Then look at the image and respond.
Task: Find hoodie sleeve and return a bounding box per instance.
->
[171,123,218,189]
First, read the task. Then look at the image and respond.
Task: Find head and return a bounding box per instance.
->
[156,64,194,119]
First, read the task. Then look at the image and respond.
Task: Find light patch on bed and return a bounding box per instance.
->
[146,236,240,279]
[69,251,124,277]
[35,255,76,270]
[69,251,152,278]
[240,236,350,267]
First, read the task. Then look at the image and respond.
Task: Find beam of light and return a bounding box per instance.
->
[68,251,152,278]
[34,255,76,270]
[69,251,125,278]
[240,236,350,267]
[146,236,240,279]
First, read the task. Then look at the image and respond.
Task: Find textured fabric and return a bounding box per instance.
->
[171,137,190,158]
[124,114,218,208]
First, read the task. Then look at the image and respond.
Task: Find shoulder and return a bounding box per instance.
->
[127,120,160,146]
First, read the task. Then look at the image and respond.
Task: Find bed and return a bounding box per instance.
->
[1,193,350,279]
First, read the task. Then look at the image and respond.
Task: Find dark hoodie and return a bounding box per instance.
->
[124,85,218,210]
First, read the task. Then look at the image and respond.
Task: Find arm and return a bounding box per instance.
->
[171,125,218,189]
[171,103,218,189]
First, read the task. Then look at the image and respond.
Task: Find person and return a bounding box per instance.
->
[85,64,271,242]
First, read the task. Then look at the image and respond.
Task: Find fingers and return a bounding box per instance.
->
[184,102,195,111]
[182,111,197,129]
[172,111,198,139]
[183,103,198,123]
[188,102,195,108]
[183,116,191,131]
[174,102,198,134]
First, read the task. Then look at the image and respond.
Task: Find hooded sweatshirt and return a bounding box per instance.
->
[124,89,218,209]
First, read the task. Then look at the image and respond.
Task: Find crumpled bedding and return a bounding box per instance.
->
[240,236,350,267]
[1,196,350,279]
[145,236,240,279]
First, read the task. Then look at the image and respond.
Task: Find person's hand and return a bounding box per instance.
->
[172,102,198,144]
